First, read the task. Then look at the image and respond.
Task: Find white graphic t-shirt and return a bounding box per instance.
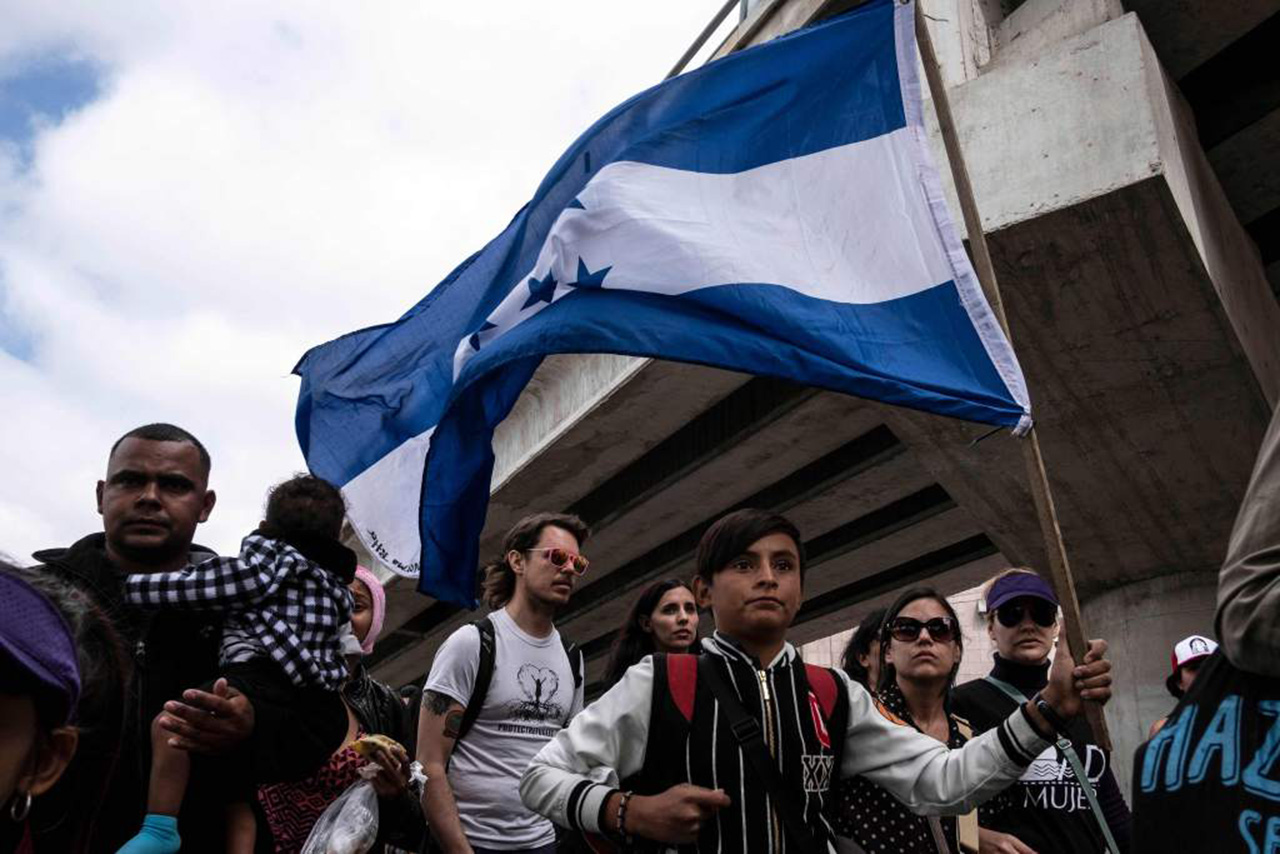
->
[425,607,583,850]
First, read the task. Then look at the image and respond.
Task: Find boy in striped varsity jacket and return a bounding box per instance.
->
[520,509,1114,853]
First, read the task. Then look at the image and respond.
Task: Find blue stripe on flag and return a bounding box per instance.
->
[419,280,1023,606]
[457,282,1024,425]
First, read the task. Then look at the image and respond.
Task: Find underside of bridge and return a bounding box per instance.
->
[358,0,1280,787]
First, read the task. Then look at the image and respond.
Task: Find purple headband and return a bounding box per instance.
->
[0,572,81,724]
[986,572,1059,612]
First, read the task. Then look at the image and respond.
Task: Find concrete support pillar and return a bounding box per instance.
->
[1079,570,1218,795]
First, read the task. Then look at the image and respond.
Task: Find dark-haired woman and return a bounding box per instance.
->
[951,569,1130,854]
[831,588,978,854]
[602,579,700,689]
[839,607,886,691]
[254,566,424,854]
[3,560,130,854]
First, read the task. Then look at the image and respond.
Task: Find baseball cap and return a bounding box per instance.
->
[985,571,1059,612]
[1166,634,1218,697]
[0,571,81,724]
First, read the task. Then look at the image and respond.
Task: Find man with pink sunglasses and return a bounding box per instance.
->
[417,513,590,854]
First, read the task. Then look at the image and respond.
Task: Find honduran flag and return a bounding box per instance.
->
[293,0,1031,607]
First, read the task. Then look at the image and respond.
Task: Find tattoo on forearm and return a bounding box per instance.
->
[443,709,464,739]
[424,690,454,716]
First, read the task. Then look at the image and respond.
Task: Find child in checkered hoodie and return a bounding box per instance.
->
[118,474,361,854]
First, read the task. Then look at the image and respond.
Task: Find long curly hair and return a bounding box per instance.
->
[602,578,698,690]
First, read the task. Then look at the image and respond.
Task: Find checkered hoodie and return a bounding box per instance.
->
[124,534,353,691]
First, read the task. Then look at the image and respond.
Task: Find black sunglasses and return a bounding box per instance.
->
[995,599,1057,628]
[887,616,957,643]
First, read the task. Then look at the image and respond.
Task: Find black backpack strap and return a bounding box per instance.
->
[561,634,584,690]
[560,634,584,726]
[698,656,822,851]
[455,617,496,742]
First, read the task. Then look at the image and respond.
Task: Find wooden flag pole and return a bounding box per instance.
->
[913,1,1111,749]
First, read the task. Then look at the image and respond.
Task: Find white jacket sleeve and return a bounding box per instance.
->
[840,672,1049,814]
[520,656,654,834]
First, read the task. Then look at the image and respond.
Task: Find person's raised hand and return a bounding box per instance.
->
[1042,637,1111,719]
[157,677,255,754]
[979,827,1039,854]
[624,784,731,844]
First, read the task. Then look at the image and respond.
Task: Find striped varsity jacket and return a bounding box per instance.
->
[520,633,1052,853]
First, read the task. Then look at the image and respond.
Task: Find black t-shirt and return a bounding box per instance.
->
[951,657,1129,854]
[1132,649,1280,852]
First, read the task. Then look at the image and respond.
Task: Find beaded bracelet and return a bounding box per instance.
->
[616,790,635,846]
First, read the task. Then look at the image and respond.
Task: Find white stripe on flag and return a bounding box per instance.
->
[458,128,957,381]
[492,127,950,322]
[341,427,434,577]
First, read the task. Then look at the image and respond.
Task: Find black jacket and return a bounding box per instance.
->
[950,655,1132,854]
[343,662,426,852]
[32,534,226,854]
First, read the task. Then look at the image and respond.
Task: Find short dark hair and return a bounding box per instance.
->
[840,607,887,688]
[877,587,964,695]
[481,512,591,610]
[109,423,211,476]
[694,508,804,583]
[259,474,347,540]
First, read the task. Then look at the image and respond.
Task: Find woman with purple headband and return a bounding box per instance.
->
[1,560,114,854]
[951,569,1131,854]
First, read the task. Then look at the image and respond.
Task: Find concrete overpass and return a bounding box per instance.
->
[357,0,1280,787]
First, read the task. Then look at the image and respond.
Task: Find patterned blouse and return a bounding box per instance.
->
[830,683,967,853]
[258,728,367,853]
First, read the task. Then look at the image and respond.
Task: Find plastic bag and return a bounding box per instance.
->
[300,779,379,854]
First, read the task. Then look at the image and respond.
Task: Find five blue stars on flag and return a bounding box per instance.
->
[475,256,612,352]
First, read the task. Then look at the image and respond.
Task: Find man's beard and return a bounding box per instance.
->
[110,533,189,569]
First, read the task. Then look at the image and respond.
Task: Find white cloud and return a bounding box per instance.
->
[0,1,734,561]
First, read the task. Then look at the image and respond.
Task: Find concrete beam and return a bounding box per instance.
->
[1122,0,1280,79]
[991,0,1121,68]
[873,12,1279,598]
[1208,109,1280,226]
[885,173,1273,597]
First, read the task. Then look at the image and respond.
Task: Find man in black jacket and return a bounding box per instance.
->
[32,423,257,853]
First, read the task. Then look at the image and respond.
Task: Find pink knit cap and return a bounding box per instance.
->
[352,565,386,654]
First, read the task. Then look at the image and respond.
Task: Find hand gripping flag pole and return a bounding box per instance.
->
[912,0,1112,749]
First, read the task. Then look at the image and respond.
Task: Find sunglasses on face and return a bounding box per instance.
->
[887,616,957,643]
[995,599,1057,628]
[526,547,590,575]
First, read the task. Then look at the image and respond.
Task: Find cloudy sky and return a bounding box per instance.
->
[0,1,734,561]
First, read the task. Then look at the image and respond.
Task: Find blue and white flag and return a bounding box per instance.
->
[294,0,1031,607]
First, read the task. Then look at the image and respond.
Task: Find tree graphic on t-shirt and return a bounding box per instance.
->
[508,663,565,722]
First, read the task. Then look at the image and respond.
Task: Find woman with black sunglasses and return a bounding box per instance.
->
[830,587,979,854]
[950,569,1132,854]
